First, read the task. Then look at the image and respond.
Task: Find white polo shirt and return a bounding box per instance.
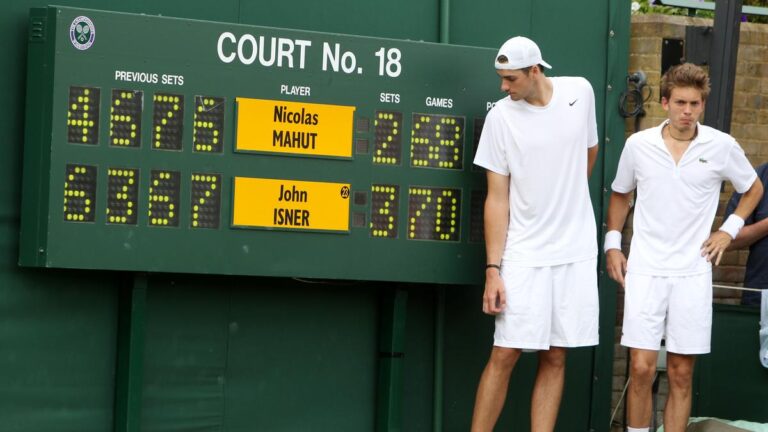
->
[613,121,757,276]
[474,76,598,267]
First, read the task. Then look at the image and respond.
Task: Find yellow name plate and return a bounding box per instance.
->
[235,98,356,158]
[232,177,351,232]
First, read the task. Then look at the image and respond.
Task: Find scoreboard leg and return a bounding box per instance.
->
[376,288,408,431]
[114,275,147,432]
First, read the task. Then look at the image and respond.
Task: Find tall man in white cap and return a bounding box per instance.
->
[472,36,600,431]
[605,63,763,432]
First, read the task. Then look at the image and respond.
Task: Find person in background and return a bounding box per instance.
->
[724,162,768,306]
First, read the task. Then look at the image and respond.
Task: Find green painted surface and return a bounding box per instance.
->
[693,304,768,423]
[223,280,379,431]
[238,0,439,41]
[0,1,643,431]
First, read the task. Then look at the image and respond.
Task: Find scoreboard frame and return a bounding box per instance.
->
[20,6,500,284]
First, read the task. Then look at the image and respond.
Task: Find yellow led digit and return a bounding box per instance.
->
[407,186,461,241]
[152,93,184,151]
[373,111,402,165]
[410,113,465,170]
[110,90,142,148]
[67,86,100,145]
[148,170,180,227]
[190,173,222,229]
[193,96,225,153]
[63,164,97,222]
[370,184,399,238]
[106,167,139,225]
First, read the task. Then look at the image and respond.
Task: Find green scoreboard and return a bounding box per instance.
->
[20,6,500,284]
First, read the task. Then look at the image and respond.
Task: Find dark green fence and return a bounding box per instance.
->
[0,1,632,431]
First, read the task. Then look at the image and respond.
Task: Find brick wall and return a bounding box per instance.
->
[609,14,768,431]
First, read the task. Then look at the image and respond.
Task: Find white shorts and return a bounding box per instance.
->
[621,271,712,355]
[494,258,599,350]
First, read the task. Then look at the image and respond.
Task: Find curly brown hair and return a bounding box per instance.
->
[661,63,711,101]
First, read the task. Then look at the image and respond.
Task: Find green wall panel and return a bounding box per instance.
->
[402,287,437,431]
[140,278,229,431]
[224,281,378,431]
[693,305,768,423]
[447,0,533,46]
[0,1,636,431]
[238,0,439,41]
[0,270,118,431]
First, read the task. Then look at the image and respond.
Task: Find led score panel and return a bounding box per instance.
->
[19,6,501,284]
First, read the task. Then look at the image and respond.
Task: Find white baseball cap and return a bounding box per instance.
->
[494,36,552,70]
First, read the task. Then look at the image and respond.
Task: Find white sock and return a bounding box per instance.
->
[627,427,650,432]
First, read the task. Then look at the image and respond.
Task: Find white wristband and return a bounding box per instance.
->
[719,214,745,239]
[604,230,622,252]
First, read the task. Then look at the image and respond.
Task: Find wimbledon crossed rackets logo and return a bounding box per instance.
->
[69,16,95,50]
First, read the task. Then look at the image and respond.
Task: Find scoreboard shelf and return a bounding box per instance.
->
[19,6,500,285]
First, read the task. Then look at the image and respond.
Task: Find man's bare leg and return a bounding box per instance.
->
[471,347,522,432]
[626,348,659,429]
[662,353,696,432]
[530,347,566,432]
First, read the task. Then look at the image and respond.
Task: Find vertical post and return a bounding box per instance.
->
[704,0,742,133]
[375,288,408,432]
[439,0,450,44]
[432,286,445,432]
[591,0,631,430]
[113,274,147,432]
[435,6,450,429]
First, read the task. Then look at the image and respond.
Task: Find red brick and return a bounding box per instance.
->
[735,77,761,93]
[630,37,661,55]
[719,250,740,266]
[738,44,768,60]
[713,265,746,284]
[732,108,757,125]
[735,61,759,76]
[747,124,768,140]
[758,110,768,124]
[629,54,660,72]
[631,21,663,37]
[740,140,762,158]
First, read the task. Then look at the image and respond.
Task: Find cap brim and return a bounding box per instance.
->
[494,60,553,70]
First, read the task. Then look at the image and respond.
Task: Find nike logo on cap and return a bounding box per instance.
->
[569,99,578,106]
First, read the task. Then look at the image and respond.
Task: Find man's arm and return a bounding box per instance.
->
[605,191,633,287]
[587,145,598,178]
[729,217,768,250]
[702,178,764,264]
[483,171,510,315]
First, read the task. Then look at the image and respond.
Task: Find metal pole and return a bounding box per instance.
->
[704,0,742,133]
[439,0,450,44]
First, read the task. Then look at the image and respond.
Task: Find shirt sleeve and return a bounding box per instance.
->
[611,139,637,193]
[722,140,758,193]
[584,78,598,148]
[473,108,510,176]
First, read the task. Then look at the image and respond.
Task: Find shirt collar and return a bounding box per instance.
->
[649,120,714,148]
